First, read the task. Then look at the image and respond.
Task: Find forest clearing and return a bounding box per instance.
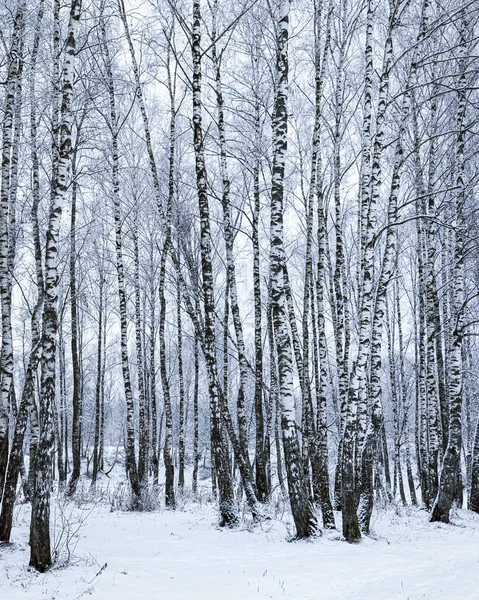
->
[2,469,479,599]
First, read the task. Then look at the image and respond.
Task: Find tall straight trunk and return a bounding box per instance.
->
[331,0,348,450]
[414,107,441,503]
[159,239,175,508]
[387,293,405,503]
[268,279,286,499]
[0,0,24,506]
[210,5,251,469]
[358,0,374,263]
[142,289,150,451]
[57,315,67,485]
[99,287,107,472]
[0,0,24,496]
[99,8,140,502]
[303,0,334,529]
[68,146,82,496]
[282,264,303,385]
[380,417,393,499]
[358,3,425,530]
[25,0,46,495]
[353,0,394,454]
[341,0,378,543]
[0,4,47,532]
[149,244,159,485]
[0,301,42,541]
[412,101,439,507]
[159,39,177,509]
[191,0,237,526]
[91,257,105,487]
[29,396,40,495]
[415,192,429,506]
[311,274,335,528]
[133,208,148,486]
[270,0,316,539]
[252,68,269,501]
[177,266,186,492]
[222,280,231,481]
[30,0,81,572]
[471,420,479,512]
[431,18,468,523]
[0,0,44,530]
[192,335,200,494]
[425,68,448,455]
[396,279,418,506]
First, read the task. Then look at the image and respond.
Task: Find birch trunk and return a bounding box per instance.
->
[30,0,81,572]
[91,249,105,487]
[0,2,43,527]
[191,0,237,526]
[210,4,251,469]
[358,1,426,530]
[430,17,468,522]
[159,238,175,507]
[270,0,316,539]
[149,242,159,485]
[133,208,149,487]
[471,421,479,512]
[0,4,46,536]
[177,265,185,493]
[192,335,199,494]
[68,145,82,496]
[396,279,418,506]
[0,0,24,495]
[252,69,269,501]
[99,8,140,502]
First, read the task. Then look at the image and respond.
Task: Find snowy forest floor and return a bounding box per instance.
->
[1,483,479,600]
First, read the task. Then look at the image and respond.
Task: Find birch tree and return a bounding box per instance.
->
[30,0,82,572]
[269,0,317,539]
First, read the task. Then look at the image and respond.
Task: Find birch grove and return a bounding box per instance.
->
[0,0,478,572]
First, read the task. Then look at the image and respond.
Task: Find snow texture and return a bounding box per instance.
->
[1,498,478,599]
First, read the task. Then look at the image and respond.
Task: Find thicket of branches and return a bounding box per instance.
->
[0,0,478,572]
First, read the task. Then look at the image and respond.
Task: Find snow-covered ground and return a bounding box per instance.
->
[1,489,479,600]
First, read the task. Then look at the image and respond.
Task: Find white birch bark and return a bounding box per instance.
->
[269,0,316,538]
[30,0,81,572]
[0,0,25,495]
